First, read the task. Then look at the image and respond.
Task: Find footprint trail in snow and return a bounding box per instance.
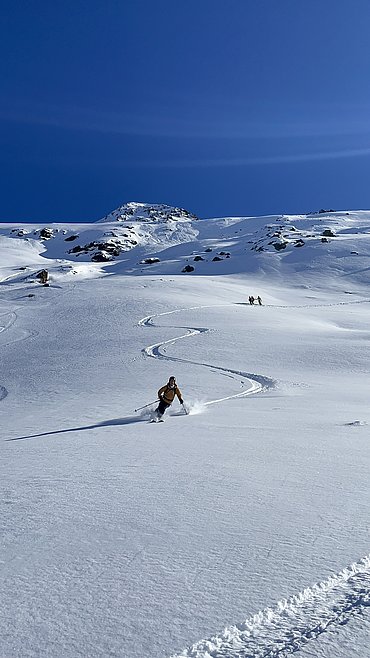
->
[170,554,370,657]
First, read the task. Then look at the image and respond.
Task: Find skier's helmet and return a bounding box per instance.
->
[168,376,176,386]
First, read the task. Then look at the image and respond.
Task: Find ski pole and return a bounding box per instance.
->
[181,402,189,415]
[134,400,159,412]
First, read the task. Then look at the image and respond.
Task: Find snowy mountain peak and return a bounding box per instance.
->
[1,207,370,288]
[97,202,199,224]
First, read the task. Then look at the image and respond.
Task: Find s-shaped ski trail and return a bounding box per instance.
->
[139,303,276,407]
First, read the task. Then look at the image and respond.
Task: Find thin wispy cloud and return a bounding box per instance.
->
[3,99,370,140]
[129,147,370,168]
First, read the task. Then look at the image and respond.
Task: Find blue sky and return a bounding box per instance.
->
[2,0,370,221]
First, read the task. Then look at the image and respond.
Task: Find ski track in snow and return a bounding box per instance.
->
[139,304,276,405]
[258,299,370,310]
[0,308,38,350]
[0,311,18,401]
[0,310,17,334]
[170,554,370,658]
[0,281,74,400]
[139,304,370,657]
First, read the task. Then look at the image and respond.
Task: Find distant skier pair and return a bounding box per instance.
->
[155,376,184,420]
[248,295,262,305]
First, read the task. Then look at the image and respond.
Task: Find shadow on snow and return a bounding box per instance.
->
[6,415,146,441]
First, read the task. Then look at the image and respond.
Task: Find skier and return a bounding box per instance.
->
[249,295,255,305]
[154,376,184,421]
[257,295,262,305]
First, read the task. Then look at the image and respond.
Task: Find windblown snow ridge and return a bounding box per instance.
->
[170,554,370,657]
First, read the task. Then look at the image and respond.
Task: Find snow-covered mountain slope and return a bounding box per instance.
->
[1,203,370,658]
[1,205,370,290]
[0,202,200,277]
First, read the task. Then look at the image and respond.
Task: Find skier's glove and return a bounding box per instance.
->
[180,399,184,405]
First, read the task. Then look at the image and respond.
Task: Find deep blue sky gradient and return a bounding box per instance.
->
[2,0,370,221]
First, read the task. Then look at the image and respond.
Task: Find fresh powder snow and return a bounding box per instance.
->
[1,203,369,657]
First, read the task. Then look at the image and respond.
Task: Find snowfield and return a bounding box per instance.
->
[0,204,369,657]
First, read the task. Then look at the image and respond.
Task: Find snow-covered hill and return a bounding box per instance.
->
[1,204,370,289]
[1,203,369,658]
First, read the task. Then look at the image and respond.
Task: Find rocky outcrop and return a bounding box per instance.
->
[68,237,138,261]
[99,202,198,224]
[273,241,288,251]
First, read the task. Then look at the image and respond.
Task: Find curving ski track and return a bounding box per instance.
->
[0,309,37,349]
[0,281,75,403]
[0,310,17,334]
[139,305,276,404]
[0,308,39,400]
[139,305,370,657]
[0,311,17,401]
[170,554,370,657]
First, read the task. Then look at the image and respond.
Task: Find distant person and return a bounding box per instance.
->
[257,296,262,305]
[249,295,255,305]
[154,376,184,421]
[37,269,49,285]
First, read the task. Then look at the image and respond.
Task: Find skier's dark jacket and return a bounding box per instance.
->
[158,383,183,406]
